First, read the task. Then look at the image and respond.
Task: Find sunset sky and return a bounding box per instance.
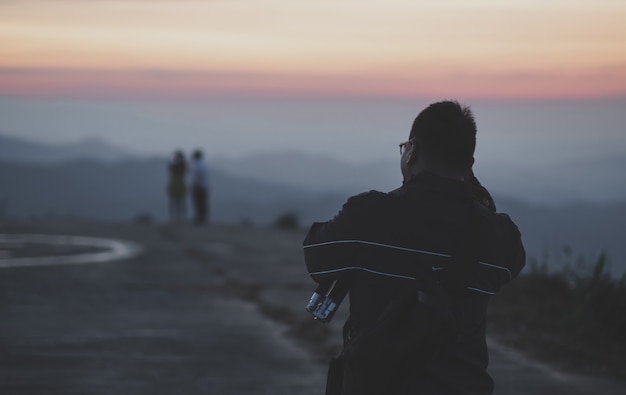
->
[1,0,625,171]
[2,0,626,100]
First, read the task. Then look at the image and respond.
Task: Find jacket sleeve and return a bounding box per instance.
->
[496,213,526,282]
[468,213,526,294]
[303,191,386,284]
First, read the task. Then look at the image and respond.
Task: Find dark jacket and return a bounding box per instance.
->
[303,172,525,395]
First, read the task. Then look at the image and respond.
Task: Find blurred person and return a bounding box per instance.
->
[303,101,525,395]
[166,150,187,223]
[190,149,210,225]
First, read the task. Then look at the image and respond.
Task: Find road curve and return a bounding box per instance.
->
[0,233,143,268]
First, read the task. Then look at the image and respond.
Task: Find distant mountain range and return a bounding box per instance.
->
[2,132,626,204]
[217,151,626,205]
[1,132,625,277]
[0,156,343,224]
[0,132,133,164]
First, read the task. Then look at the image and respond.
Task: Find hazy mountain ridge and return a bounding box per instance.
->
[0,132,133,164]
[3,132,625,205]
[215,151,400,194]
[0,158,345,224]
[218,150,626,205]
[0,133,625,276]
[474,155,626,205]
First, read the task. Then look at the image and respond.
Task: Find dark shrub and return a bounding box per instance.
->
[273,211,299,230]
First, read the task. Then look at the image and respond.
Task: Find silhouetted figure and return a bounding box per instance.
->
[190,149,210,225]
[166,150,187,223]
[303,101,525,395]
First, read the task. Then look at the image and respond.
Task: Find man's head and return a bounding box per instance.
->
[192,149,203,160]
[401,100,476,181]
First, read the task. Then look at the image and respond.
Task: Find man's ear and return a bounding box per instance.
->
[406,141,420,164]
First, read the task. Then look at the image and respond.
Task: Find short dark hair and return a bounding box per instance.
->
[192,149,203,160]
[409,100,476,171]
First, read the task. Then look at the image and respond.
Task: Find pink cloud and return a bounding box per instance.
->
[1,66,625,100]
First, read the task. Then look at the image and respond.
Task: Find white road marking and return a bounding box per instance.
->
[0,233,143,268]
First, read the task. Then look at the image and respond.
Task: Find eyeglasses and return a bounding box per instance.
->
[399,140,413,155]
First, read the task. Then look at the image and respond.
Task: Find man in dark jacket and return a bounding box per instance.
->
[303,101,525,395]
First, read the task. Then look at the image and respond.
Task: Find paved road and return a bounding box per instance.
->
[0,222,325,395]
[1,221,624,395]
